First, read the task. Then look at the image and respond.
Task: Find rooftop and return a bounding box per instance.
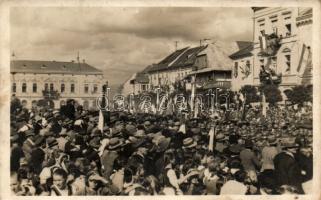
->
[229,42,254,60]
[11,60,103,75]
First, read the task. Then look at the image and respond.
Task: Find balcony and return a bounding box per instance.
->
[42,90,60,100]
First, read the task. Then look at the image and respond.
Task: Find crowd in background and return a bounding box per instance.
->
[10,99,313,195]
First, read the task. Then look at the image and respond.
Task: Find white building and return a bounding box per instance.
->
[252,7,312,90]
[11,60,105,109]
[229,42,254,91]
[120,72,150,96]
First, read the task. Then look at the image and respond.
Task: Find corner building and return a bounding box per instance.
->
[11,60,104,109]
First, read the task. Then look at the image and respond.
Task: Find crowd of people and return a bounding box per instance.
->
[10,99,313,195]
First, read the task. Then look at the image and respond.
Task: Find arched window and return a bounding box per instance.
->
[12,83,16,93]
[71,83,75,93]
[33,83,37,93]
[61,83,65,93]
[22,83,27,93]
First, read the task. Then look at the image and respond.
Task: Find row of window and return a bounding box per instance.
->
[12,83,99,94]
[258,13,292,37]
[152,71,189,81]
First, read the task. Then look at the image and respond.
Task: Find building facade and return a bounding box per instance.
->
[11,60,104,109]
[229,42,254,91]
[252,7,312,91]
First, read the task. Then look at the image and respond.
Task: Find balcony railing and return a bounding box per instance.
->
[42,90,60,100]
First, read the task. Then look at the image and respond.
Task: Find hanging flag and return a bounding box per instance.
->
[208,126,215,152]
[262,93,267,117]
[98,110,104,131]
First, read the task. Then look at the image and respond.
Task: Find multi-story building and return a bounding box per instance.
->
[252,7,312,91]
[229,42,254,91]
[147,46,207,89]
[143,42,237,92]
[11,60,104,109]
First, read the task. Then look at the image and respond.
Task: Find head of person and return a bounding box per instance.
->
[86,171,101,190]
[52,168,68,190]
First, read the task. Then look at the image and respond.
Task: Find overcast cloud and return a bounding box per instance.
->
[10,7,253,88]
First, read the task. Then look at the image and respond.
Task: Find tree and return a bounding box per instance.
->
[259,84,282,105]
[285,85,312,106]
[240,85,261,104]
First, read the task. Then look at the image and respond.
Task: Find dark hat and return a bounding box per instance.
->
[108,138,124,150]
[46,137,58,148]
[244,139,253,148]
[25,129,35,137]
[183,137,197,149]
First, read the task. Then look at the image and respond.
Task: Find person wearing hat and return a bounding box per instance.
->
[294,137,313,183]
[182,137,197,160]
[214,133,227,153]
[101,138,124,180]
[29,135,46,174]
[260,135,279,172]
[273,137,304,194]
[239,139,261,177]
[21,129,36,162]
[11,130,25,172]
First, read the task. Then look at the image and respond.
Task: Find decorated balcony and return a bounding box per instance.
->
[42,90,60,100]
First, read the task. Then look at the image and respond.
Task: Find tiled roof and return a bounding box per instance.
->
[11,60,103,75]
[229,43,254,60]
[133,73,149,84]
[236,41,253,50]
[147,46,207,73]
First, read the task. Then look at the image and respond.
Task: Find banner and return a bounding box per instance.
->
[98,110,104,131]
[208,126,215,152]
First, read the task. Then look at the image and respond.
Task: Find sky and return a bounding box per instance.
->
[10,7,253,89]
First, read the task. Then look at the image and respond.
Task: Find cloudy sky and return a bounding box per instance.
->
[10,7,253,88]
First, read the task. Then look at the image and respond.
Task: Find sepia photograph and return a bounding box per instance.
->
[1,1,320,198]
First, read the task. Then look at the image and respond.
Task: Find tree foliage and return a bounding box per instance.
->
[240,85,261,104]
[259,84,283,105]
[285,85,312,105]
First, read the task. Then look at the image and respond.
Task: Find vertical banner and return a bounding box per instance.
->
[98,109,104,131]
[262,93,267,117]
[208,126,215,152]
[190,75,196,115]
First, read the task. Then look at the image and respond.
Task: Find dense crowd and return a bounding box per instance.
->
[10,100,313,195]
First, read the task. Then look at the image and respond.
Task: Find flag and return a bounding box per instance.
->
[262,93,267,117]
[208,126,215,152]
[98,110,104,131]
